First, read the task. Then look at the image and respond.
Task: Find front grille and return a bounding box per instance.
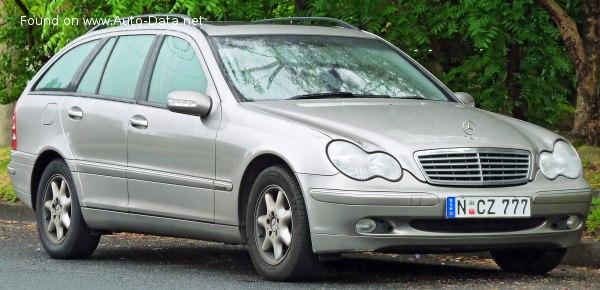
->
[415,148,531,186]
[409,218,545,233]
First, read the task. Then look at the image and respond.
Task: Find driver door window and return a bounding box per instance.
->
[147,36,208,104]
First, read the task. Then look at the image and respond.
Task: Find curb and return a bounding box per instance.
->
[0,202,35,222]
[461,241,600,268]
[562,240,600,268]
[1,203,598,268]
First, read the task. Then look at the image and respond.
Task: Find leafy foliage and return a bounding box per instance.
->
[588,197,600,239]
[0,1,45,104]
[303,0,575,128]
[0,0,581,129]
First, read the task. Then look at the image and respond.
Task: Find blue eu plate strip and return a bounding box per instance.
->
[446,197,456,218]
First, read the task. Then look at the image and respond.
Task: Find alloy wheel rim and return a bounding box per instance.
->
[42,175,72,244]
[254,185,293,265]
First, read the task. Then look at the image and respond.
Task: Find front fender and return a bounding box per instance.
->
[214,102,336,225]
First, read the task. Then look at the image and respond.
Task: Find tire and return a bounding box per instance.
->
[491,248,566,274]
[35,159,100,259]
[246,165,321,281]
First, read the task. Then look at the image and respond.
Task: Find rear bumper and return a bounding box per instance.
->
[297,172,593,253]
[7,151,35,208]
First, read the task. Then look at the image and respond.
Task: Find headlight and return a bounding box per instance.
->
[327,140,402,181]
[539,141,581,179]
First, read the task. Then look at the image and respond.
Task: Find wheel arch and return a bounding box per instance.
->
[237,153,295,243]
[30,149,66,210]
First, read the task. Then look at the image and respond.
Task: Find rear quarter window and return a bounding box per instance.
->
[77,38,117,94]
[34,40,99,91]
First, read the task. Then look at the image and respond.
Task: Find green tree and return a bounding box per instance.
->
[0,0,587,134]
[0,0,45,104]
[306,0,574,127]
[535,0,600,143]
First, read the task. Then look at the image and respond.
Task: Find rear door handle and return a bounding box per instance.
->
[130,115,148,128]
[67,107,83,119]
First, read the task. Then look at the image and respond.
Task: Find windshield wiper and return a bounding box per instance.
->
[397,95,426,100]
[289,92,391,100]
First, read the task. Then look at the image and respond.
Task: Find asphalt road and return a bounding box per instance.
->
[1,220,599,289]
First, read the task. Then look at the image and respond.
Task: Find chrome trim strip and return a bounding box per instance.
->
[309,188,439,206]
[10,150,36,166]
[533,189,593,204]
[213,180,233,191]
[65,159,77,172]
[75,160,128,178]
[128,166,215,190]
[10,150,35,158]
[76,160,222,190]
[413,148,532,186]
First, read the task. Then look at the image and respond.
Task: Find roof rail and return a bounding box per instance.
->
[88,14,194,33]
[253,17,359,30]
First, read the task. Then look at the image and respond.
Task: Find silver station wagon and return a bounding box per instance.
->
[8,15,593,281]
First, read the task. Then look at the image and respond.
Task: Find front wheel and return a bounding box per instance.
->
[491,248,566,274]
[246,165,320,281]
[36,159,100,259]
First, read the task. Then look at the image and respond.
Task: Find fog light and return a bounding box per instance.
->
[553,215,581,230]
[356,219,377,233]
[566,215,580,230]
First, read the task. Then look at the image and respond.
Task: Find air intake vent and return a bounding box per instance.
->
[410,218,544,233]
[415,148,531,186]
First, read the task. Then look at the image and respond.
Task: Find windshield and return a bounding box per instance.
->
[212,35,451,102]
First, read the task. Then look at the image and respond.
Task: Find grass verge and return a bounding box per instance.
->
[579,145,600,240]
[0,147,17,202]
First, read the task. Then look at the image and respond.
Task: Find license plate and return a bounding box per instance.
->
[446,196,530,218]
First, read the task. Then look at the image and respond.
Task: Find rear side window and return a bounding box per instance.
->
[147,36,207,104]
[77,38,116,94]
[34,40,99,91]
[98,35,155,99]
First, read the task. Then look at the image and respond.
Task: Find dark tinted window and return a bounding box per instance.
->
[98,35,154,99]
[35,40,98,91]
[77,38,116,94]
[147,36,207,104]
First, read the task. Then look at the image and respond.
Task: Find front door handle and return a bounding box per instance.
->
[67,107,83,120]
[130,115,148,128]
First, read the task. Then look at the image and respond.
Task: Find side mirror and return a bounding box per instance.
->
[454,92,475,107]
[167,91,212,117]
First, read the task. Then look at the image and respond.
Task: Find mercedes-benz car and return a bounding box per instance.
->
[8,15,592,281]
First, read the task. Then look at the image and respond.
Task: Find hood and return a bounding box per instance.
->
[244,99,562,179]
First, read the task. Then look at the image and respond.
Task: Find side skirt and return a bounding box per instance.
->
[81,207,244,244]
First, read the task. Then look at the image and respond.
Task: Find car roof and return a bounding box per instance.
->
[83,21,377,40]
[198,23,376,38]
[83,15,378,39]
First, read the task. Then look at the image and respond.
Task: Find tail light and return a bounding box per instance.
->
[11,108,16,150]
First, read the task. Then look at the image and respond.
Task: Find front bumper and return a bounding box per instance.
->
[297,171,593,253]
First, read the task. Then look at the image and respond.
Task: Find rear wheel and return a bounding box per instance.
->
[246,165,320,281]
[491,248,566,274]
[36,159,100,259]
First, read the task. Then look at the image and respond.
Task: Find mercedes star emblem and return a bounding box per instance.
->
[462,120,476,136]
